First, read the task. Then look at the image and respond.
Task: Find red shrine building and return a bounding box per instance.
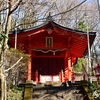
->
[9,16,96,83]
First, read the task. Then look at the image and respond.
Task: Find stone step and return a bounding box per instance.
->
[32,81,84,100]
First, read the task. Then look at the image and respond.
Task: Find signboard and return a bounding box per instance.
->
[53,76,59,82]
[40,75,60,83]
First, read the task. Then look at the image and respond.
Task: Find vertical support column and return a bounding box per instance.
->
[27,50,32,81]
[68,57,72,81]
[64,51,68,81]
[27,35,32,81]
[40,75,41,83]
[35,70,38,82]
[64,51,68,70]
[60,70,64,82]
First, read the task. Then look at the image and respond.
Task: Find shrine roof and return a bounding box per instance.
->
[10,20,95,36]
[10,14,96,36]
[9,15,96,58]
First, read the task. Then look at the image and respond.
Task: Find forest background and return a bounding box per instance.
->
[0,0,100,100]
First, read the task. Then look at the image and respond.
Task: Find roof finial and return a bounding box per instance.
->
[46,12,54,22]
[49,12,51,16]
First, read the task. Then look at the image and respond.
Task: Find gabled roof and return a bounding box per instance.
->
[10,17,95,35]
[9,15,96,58]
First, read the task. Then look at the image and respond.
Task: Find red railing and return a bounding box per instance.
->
[64,69,69,81]
[31,70,38,82]
[59,70,64,82]
[59,69,75,82]
[31,69,75,83]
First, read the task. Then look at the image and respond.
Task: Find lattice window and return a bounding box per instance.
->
[46,37,53,47]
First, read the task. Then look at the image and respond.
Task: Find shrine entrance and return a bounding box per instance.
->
[32,57,64,75]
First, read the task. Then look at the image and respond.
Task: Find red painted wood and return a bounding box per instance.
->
[49,58,57,75]
[68,57,72,81]
[32,58,64,75]
[56,58,64,73]
[9,21,96,82]
[27,50,32,80]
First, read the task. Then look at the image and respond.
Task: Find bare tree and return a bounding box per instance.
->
[11,0,88,29]
[0,0,100,99]
[0,0,23,100]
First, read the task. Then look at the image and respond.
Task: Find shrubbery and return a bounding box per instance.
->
[81,81,100,100]
[7,86,24,100]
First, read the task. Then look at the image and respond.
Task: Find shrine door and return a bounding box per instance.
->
[32,58,64,75]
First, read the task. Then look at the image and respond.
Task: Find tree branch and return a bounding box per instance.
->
[4,57,23,72]
[0,7,9,12]
[9,0,22,15]
[52,0,87,17]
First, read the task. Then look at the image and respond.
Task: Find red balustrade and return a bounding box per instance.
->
[31,70,38,82]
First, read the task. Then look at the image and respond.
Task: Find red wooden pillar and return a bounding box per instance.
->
[35,70,38,82]
[60,70,64,82]
[67,37,72,81]
[64,51,68,81]
[27,35,32,80]
[64,51,68,70]
[27,59,31,80]
[68,57,72,81]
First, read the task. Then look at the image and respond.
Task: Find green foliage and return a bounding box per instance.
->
[0,32,7,42]
[73,58,86,72]
[11,85,24,93]
[87,82,100,99]
[81,81,100,99]
[88,82,98,94]
[7,86,24,100]
[77,20,86,32]
[77,19,91,32]
[0,32,8,49]
[0,33,7,38]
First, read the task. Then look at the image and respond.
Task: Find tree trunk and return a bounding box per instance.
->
[4,2,12,49]
[1,67,5,100]
[1,2,12,99]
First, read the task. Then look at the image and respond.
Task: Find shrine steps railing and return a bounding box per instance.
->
[31,69,75,83]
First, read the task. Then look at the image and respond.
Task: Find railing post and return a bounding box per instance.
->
[40,75,41,83]
[64,68,68,81]
[35,70,38,82]
[60,70,64,82]
[72,72,75,81]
